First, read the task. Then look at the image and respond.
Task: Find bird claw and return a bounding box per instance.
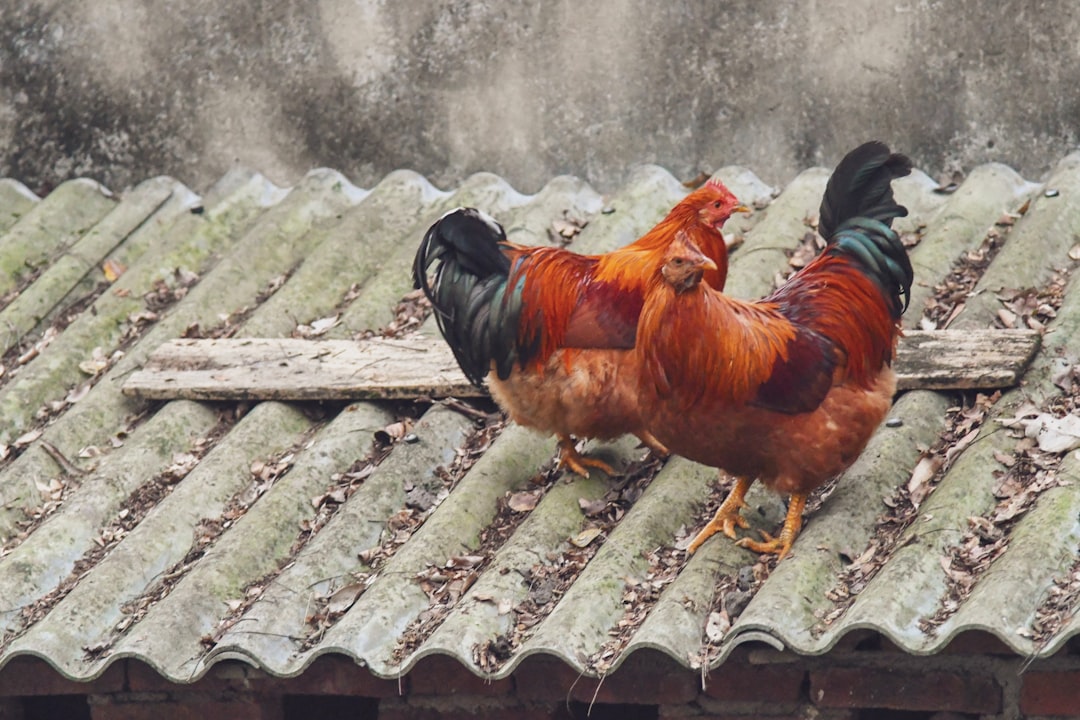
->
[686,478,753,554]
[722,512,751,538]
[736,531,794,561]
[556,439,617,478]
[736,493,805,560]
[685,505,748,554]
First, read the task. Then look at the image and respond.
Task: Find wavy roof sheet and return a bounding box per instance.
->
[0,153,1078,685]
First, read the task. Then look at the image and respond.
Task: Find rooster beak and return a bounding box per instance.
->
[734,204,751,214]
[702,257,719,272]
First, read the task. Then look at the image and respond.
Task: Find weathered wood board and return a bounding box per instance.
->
[122,335,484,401]
[122,329,1041,401]
[893,328,1040,391]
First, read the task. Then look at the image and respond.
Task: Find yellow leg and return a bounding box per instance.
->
[686,476,753,554]
[635,430,669,457]
[736,493,806,561]
[556,435,617,478]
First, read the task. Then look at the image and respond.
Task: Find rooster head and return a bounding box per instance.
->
[693,178,750,231]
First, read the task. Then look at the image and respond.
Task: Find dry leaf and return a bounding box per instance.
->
[992,450,1017,468]
[326,583,365,616]
[941,302,965,329]
[508,490,541,512]
[907,455,942,507]
[65,383,91,404]
[446,554,485,569]
[705,610,731,642]
[102,258,127,282]
[14,428,43,447]
[552,218,581,239]
[570,526,602,548]
[578,496,608,517]
[296,314,341,338]
[944,427,980,465]
[78,358,109,376]
[1022,413,1080,453]
[34,477,62,499]
[1051,357,1077,392]
[997,404,1041,428]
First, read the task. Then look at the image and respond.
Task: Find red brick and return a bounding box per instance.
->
[0,656,125,696]
[662,714,853,720]
[407,655,512,696]
[126,659,281,695]
[575,653,698,706]
[811,666,1000,714]
[381,709,561,720]
[700,663,805,703]
[280,655,402,697]
[1021,671,1080,716]
[379,697,561,720]
[662,707,857,720]
[126,655,399,698]
[282,660,401,699]
[515,652,697,705]
[941,631,1016,656]
[512,658,581,702]
[89,694,281,720]
[883,632,1014,657]
[826,629,881,653]
[0,698,23,720]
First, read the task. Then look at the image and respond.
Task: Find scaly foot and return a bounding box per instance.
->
[556,435,617,478]
[736,531,792,559]
[735,493,806,561]
[686,476,753,554]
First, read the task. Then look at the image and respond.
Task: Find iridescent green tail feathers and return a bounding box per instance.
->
[819,142,914,318]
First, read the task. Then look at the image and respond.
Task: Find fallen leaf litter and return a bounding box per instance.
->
[300,408,506,653]
[0,411,236,656]
[473,453,667,673]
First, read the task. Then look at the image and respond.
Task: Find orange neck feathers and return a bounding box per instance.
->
[596,179,744,292]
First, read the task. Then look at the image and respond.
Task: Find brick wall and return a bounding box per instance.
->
[1,641,1078,719]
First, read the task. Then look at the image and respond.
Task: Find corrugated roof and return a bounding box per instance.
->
[0,152,1078,685]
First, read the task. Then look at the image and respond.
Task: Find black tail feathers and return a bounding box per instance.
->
[413,207,514,385]
[820,142,915,318]
[413,207,511,290]
[818,141,912,240]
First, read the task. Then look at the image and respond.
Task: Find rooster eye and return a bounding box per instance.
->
[713,201,722,209]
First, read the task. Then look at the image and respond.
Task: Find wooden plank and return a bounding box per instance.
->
[894,328,1041,391]
[122,329,1042,401]
[122,335,484,401]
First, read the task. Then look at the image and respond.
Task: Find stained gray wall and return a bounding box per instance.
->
[1,1,1077,195]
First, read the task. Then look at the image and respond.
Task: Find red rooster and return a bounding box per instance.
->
[414,180,747,476]
[638,142,913,559]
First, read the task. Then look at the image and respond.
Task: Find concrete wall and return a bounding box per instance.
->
[1,1,1078,195]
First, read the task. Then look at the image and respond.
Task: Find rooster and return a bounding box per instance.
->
[638,142,913,559]
[414,180,747,476]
